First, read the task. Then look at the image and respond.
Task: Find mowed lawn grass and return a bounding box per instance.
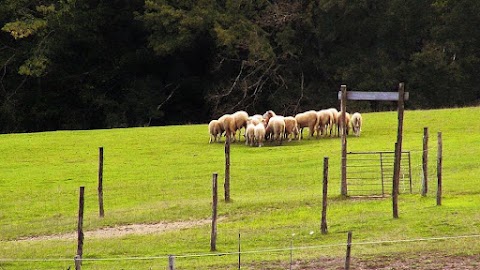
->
[0,107,479,269]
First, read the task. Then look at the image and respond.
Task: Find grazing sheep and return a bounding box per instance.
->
[284,116,299,141]
[221,114,237,142]
[262,110,277,125]
[327,108,339,137]
[248,114,263,126]
[265,116,285,144]
[232,110,249,141]
[208,120,224,143]
[295,110,318,139]
[351,112,363,137]
[254,120,266,147]
[245,121,256,146]
[316,110,333,138]
[337,111,351,136]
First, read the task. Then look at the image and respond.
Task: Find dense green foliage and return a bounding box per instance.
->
[0,107,479,269]
[1,0,479,133]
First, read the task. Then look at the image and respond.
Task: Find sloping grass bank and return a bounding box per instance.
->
[0,107,479,269]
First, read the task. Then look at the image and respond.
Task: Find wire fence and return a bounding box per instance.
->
[2,233,480,269]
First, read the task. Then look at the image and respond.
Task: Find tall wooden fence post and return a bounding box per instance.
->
[75,186,85,270]
[392,143,399,219]
[211,173,218,251]
[224,139,231,202]
[321,157,329,234]
[98,147,105,217]
[340,85,348,196]
[345,231,352,270]
[422,128,428,196]
[392,82,405,219]
[437,132,443,206]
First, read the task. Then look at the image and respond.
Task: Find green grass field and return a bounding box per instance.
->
[0,107,479,269]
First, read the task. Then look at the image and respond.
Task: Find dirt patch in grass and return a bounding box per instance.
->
[249,253,480,269]
[15,219,212,242]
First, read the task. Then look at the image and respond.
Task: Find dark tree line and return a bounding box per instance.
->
[1,0,479,133]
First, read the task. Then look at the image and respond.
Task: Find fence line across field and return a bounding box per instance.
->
[3,233,480,263]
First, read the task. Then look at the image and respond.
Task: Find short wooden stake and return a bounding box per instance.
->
[98,147,105,217]
[238,232,241,270]
[74,255,81,270]
[437,132,443,206]
[168,255,175,270]
[211,173,218,251]
[76,186,85,270]
[422,128,428,196]
[224,140,231,202]
[345,231,352,270]
[321,157,329,234]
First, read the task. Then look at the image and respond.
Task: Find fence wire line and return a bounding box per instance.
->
[2,234,480,263]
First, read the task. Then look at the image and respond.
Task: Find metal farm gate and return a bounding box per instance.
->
[346,151,412,197]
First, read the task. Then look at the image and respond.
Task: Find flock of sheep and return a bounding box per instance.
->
[208,108,363,147]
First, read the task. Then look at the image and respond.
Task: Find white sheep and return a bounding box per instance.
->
[295,110,318,139]
[351,112,363,137]
[265,116,285,144]
[245,121,256,146]
[208,120,224,143]
[327,108,339,137]
[254,120,266,147]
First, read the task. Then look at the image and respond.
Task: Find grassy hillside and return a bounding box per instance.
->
[0,107,479,269]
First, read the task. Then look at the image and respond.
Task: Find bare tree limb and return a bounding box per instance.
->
[156,84,180,110]
[293,71,304,114]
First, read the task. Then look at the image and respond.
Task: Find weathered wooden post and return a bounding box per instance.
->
[75,186,85,270]
[224,139,231,202]
[437,132,443,206]
[98,147,104,217]
[340,85,348,196]
[392,82,405,219]
[422,128,429,196]
[321,157,329,234]
[345,231,352,270]
[211,173,218,251]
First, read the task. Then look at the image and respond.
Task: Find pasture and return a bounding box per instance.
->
[0,107,479,269]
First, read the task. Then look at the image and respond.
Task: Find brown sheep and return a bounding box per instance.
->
[295,110,318,139]
[208,120,224,143]
[351,112,363,137]
[232,110,249,142]
[284,116,299,141]
[221,114,237,142]
[316,110,333,138]
[262,110,277,126]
